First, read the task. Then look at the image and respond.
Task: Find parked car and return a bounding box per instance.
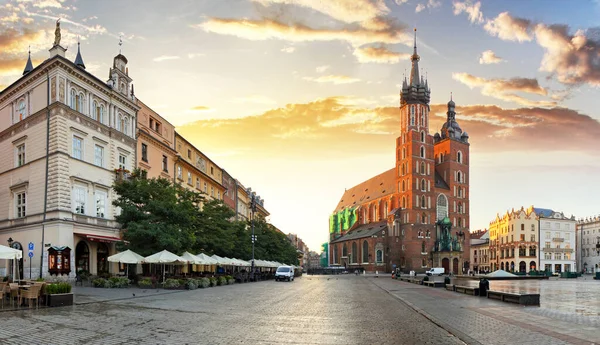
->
[275,265,295,282]
[426,267,445,276]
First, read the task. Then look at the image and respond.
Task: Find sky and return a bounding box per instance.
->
[2,0,600,252]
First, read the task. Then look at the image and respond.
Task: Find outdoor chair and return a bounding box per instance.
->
[19,285,41,308]
[9,283,19,308]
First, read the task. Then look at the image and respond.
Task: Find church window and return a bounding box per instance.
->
[376,250,383,263]
[457,151,463,164]
[342,243,348,257]
[422,241,426,253]
[421,179,426,191]
[402,197,406,208]
[362,241,369,263]
[456,171,462,183]
[402,147,406,159]
[410,106,415,125]
[420,146,425,158]
[351,242,357,263]
[401,180,406,192]
[422,213,427,224]
[436,194,448,221]
[421,195,426,209]
[401,164,405,176]
[420,162,425,174]
[421,131,425,142]
[384,201,388,217]
[458,218,463,227]
[458,202,463,214]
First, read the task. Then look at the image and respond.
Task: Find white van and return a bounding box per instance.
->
[426,267,445,276]
[275,265,295,282]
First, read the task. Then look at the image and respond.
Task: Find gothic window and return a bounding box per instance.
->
[458,202,463,214]
[402,196,406,208]
[402,147,406,159]
[343,243,348,257]
[421,179,426,191]
[457,171,462,183]
[420,131,425,142]
[401,164,405,176]
[458,187,463,198]
[458,218,462,227]
[422,213,427,224]
[426,230,431,238]
[420,162,425,174]
[376,250,383,263]
[421,195,426,208]
[436,194,448,221]
[422,241,426,253]
[402,180,406,192]
[457,151,463,164]
[420,146,425,158]
[362,241,369,263]
[384,201,388,217]
[333,246,338,264]
[410,106,415,126]
[351,242,357,263]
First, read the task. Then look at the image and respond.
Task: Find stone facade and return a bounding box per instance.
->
[469,230,490,273]
[539,209,576,274]
[222,170,236,211]
[329,32,471,274]
[0,44,137,279]
[576,216,600,273]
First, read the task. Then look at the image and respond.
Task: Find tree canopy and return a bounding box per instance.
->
[112,169,299,265]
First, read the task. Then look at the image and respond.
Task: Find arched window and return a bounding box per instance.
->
[426,230,430,238]
[333,245,338,264]
[420,131,425,142]
[458,202,463,214]
[410,106,415,125]
[457,151,463,164]
[17,99,26,121]
[420,146,425,158]
[384,201,388,217]
[402,147,406,159]
[421,195,426,208]
[342,243,348,257]
[99,105,104,123]
[436,194,448,221]
[124,117,129,135]
[420,162,425,174]
[458,218,462,227]
[458,187,463,198]
[421,179,426,191]
[401,164,405,176]
[422,213,427,224]
[351,242,357,263]
[78,92,85,113]
[116,115,122,131]
[402,180,406,192]
[422,241,426,253]
[92,101,98,120]
[70,89,76,110]
[402,196,406,208]
[376,249,383,263]
[457,171,462,183]
[362,241,369,263]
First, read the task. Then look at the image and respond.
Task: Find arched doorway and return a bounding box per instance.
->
[97,243,109,274]
[530,261,536,271]
[9,242,24,279]
[75,241,90,273]
[452,258,459,274]
[519,261,526,273]
[442,258,449,273]
[510,261,515,272]
[500,262,504,270]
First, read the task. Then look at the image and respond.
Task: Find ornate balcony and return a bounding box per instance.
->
[552,238,564,242]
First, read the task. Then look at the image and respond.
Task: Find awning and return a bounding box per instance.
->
[76,233,122,243]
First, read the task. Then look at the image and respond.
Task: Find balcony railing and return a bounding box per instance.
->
[552,238,564,242]
[543,248,573,253]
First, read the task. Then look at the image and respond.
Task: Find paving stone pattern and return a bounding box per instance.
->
[372,277,599,345]
[0,276,462,345]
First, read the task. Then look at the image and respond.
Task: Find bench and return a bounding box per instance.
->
[487,290,540,306]
[445,284,454,291]
[423,280,444,288]
[455,285,480,296]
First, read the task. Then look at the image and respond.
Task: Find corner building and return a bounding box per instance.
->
[329,30,471,274]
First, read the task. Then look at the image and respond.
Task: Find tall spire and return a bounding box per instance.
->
[74,40,86,69]
[23,46,33,75]
[409,28,420,86]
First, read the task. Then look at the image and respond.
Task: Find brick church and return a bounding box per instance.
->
[329,30,471,274]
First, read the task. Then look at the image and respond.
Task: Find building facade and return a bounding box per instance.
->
[174,133,225,202]
[222,170,236,211]
[136,99,176,180]
[470,229,490,273]
[0,33,137,278]
[577,216,600,274]
[488,206,539,273]
[328,30,471,274]
[538,209,576,274]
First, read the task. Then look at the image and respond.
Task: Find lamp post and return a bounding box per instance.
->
[247,188,260,276]
[7,237,13,248]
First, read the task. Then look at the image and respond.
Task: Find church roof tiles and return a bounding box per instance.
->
[334,168,396,212]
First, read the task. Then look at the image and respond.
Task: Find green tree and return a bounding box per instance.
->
[251,217,299,265]
[112,169,204,256]
[193,199,239,256]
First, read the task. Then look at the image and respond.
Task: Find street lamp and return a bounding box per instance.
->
[247,188,260,277]
[7,237,13,248]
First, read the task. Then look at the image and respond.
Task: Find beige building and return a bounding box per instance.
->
[136,100,177,180]
[236,181,250,221]
[0,36,138,278]
[489,206,539,273]
[174,133,225,202]
[469,230,490,273]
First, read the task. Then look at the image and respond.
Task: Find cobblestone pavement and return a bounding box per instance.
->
[371,277,599,345]
[0,276,463,345]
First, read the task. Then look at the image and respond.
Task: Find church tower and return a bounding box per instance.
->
[394,28,436,270]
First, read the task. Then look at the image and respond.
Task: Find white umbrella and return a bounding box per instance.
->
[195,253,218,265]
[144,250,188,283]
[0,244,22,281]
[107,249,144,276]
[211,254,232,266]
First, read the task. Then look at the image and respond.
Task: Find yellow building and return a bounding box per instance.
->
[235,180,250,221]
[136,99,177,179]
[174,133,225,202]
[488,206,539,273]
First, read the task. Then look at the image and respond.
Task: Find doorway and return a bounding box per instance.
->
[442,258,449,273]
[75,241,90,274]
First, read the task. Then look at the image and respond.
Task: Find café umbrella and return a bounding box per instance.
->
[0,244,22,281]
[144,250,188,283]
[107,249,144,276]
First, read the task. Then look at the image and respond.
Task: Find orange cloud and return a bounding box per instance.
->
[479,50,503,64]
[176,97,600,159]
[353,45,410,64]
[452,72,556,107]
[484,12,533,42]
[0,57,44,77]
[303,75,361,84]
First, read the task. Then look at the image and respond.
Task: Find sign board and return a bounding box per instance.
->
[28,242,34,251]
[28,251,34,258]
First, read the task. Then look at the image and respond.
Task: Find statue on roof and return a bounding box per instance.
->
[53,19,61,46]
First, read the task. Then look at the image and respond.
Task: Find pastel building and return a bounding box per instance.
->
[538,208,576,274]
[0,32,137,278]
[576,216,600,274]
